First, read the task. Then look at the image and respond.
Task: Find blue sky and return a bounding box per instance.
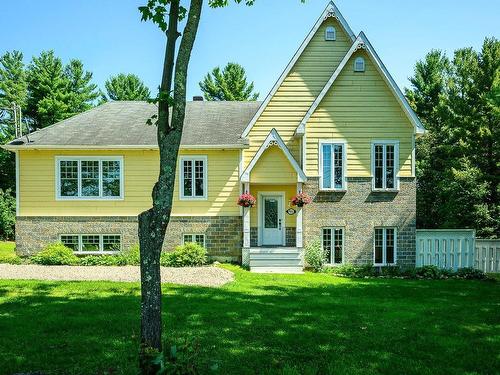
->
[1,0,499,100]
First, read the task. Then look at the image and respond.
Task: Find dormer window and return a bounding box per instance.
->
[325,26,336,41]
[354,57,366,72]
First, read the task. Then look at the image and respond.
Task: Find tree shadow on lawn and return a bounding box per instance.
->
[0,275,498,375]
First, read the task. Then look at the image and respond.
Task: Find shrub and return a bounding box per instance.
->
[0,189,15,240]
[456,267,486,280]
[31,243,80,265]
[415,265,442,279]
[79,255,127,266]
[327,264,375,277]
[123,244,141,266]
[304,239,326,272]
[160,242,207,267]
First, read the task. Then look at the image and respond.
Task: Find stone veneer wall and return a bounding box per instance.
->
[16,216,242,262]
[250,227,296,247]
[303,177,416,267]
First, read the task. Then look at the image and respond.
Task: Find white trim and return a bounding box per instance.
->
[241,1,355,138]
[240,129,307,183]
[257,191,286,247]
[55,156,124,200]
[2,144,249,151]
[295,32,425,136]
[318,139,348,191]
[179,155,208,200]
[60,233,122,254]
[370,140,400,191]
[373,227,397,266]
[182,233,206,247]
[411,134,416,177]
[322,227,345,265]
[243,182,250,248]
[296,182,303,248]
[15,151,19,216]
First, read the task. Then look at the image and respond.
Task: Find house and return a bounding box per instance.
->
[3,1,424,272]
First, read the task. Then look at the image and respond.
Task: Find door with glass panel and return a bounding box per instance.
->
[261,194,284,246]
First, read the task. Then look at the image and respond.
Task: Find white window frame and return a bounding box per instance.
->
[182,233,206,247]
[318,139,347,191]
[179,155,208,200]
[55,156,124,200]
[371,140,400,191]
[373,227,397,266]
[60,234,122,254]
[325,26,336,41]
[354,56,366,72]
[322,227,344,265]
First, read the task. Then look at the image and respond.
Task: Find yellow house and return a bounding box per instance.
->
[4,1,424,272]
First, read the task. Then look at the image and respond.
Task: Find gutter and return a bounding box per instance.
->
[1,143,250,151]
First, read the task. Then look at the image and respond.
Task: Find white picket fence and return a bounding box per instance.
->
[475,239,500,273]
[416,229,500,273]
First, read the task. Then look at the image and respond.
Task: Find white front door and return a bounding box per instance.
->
[261,194,284,246]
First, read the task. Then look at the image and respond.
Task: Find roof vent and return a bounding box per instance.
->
[193,96,204,101]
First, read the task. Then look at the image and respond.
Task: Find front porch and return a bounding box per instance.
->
[239,129,307,273]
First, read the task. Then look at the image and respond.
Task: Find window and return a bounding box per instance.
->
[374,228,396,265]
[325,26,336,41]
[354,57,365,72]
[320,141,346,190]
[60,234,121,253]
[180,156,207,199]
[372,142,399,190]
[182,234,206,247]
[56,157,123,199]
[322,228,343,264]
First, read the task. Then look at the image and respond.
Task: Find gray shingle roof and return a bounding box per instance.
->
[6,100,261,148]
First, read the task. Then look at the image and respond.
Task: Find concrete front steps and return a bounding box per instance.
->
[249,247,303,274]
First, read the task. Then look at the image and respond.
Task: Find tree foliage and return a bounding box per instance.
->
[102,73,151,101]
[406,38,500,237]
[199,62,259,101]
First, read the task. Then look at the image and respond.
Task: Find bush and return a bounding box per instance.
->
[304,239,326,272]
[79,255,127,266]
[456,267,486,280]
[415,265,442,279]
[326,264,375,277]
[31,243,80,265]
[0,189,15,240]
[123,244,141,266]
[160,242,207,267]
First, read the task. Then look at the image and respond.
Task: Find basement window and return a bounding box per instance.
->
[322,227,344,265]
[60,234,121,253]
[325,26,336,41]
[182,234,206,247]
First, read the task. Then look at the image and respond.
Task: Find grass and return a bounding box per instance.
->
[0,241,21,264]
[0,265,498,374]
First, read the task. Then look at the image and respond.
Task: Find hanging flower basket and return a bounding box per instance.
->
[237,193,256,208]
[291,192,312,207]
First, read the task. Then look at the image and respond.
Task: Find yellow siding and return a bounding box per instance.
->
[251,146,297,184]
[305,50,414,177]
[19,149,241,217]
[249,184,297,228]
[244,18,352,169]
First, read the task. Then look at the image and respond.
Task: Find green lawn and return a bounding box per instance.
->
[0,241,19,264]
[0,266,499,375]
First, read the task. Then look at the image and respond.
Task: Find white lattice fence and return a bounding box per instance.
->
[416,229,476,271]
[475,239,500,273]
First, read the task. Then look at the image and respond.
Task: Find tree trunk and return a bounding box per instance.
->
[138,0,203,374]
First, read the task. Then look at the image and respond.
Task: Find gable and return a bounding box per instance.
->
[251,146,298,184]
[305,49,415,177]
[242,3,355,168]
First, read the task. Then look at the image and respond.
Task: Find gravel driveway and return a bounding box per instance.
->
[0,264,234,287]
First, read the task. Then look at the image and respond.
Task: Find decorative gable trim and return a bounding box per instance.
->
[240,1,355,139]
[295,32,426,136]
[240,129,307,183]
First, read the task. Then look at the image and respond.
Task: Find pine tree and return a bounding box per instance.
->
[199,62,259,101]
[65,59,100,116]
[102,73,150,101]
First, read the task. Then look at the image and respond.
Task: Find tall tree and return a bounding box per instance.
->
[136,0,266,373]
[0,51,27,191]
[199,62,259,100]
[65,59,100,115]
[26,51,71,129]
[407,38,500,237]
[102,73,151,101]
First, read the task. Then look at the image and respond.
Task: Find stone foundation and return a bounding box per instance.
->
[303,177,416,267]
[249,226,296,247]
[16,215,243,262]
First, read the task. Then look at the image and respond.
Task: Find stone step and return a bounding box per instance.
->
[251,266,304,274]
[250,258,303,267]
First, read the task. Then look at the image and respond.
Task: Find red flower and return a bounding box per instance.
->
[291,192,312,207]
[237,193,256,208]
